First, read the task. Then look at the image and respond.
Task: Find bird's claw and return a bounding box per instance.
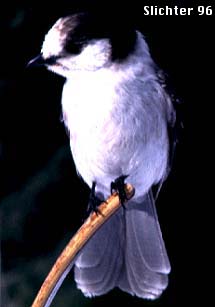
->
[86,182,103,216]
[110,175,129,205]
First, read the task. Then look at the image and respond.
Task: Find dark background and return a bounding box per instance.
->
[0,0,213,306]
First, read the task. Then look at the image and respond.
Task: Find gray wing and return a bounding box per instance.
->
[74,209,124,297]
[118,191,171,299]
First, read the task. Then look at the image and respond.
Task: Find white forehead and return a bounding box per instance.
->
[41,18,66,58]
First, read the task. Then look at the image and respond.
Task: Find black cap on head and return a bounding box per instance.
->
[61,12,137,62]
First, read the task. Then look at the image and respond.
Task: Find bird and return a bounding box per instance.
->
[29,12,176,300]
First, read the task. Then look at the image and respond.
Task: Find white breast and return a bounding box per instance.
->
[61,35,170,199]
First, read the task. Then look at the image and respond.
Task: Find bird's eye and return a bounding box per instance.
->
[64,40,84,55]
[44,55,60,65]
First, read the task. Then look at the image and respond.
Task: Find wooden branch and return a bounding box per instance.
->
[31,183,135,307]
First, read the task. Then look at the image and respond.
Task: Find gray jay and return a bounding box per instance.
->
[29,12,175,299]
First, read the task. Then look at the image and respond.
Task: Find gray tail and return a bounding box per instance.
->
[74,191,171,299]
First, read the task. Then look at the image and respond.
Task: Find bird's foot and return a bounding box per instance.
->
[110,175,129,206]
[86,182,103,216]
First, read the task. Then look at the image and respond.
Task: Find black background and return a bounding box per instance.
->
[0,0,213,306]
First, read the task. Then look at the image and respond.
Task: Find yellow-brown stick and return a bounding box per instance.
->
[31,183,135,307]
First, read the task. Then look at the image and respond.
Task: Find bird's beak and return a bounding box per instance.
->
[27,54,45,68]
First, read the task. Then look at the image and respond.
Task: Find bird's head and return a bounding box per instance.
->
[28,12,137,78]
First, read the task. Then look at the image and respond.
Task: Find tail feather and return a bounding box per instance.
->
[74,210,123,297]
[118,191,170,299]
[120,261,165,299]
[74,190,170,299]
[126,192,170,273]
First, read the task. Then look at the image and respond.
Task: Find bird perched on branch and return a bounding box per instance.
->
[29,12,175,299]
